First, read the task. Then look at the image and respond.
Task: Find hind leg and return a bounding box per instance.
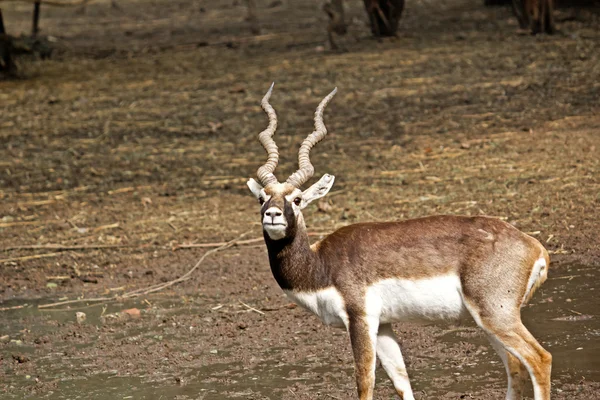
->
[487,334,529,400]
[376,324,415,400]
[543,0,555,34]
[465,302,552,400]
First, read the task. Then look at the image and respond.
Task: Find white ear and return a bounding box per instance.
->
[247,178,263,199]
[300,174,335,209]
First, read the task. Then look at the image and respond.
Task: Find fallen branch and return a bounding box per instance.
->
[37,230,253,309]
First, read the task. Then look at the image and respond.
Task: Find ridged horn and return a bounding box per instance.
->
[256,82,279,186]
[287,88,337,188]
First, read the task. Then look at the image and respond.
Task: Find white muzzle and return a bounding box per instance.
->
[263,206,287,240]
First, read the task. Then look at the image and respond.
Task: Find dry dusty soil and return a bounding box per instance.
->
[1,0,599,399]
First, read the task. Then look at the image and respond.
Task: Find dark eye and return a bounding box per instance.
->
[293,197,301,206]
[258,197,265,205]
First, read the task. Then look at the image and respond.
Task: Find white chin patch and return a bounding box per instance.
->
[264,224,287,240]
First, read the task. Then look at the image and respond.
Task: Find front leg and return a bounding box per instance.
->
[348,314,379,400]
[376,324,415,400]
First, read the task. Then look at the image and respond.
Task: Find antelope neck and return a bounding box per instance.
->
[264,228,326,291]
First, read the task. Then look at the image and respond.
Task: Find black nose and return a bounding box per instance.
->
[265,209,282,218]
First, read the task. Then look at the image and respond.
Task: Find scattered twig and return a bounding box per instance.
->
[3,244,133,252]
[0,252,61,264]
[46,275,71,280]
[548,248,571,255]
[0,220,63,228]
[553,275,580,280]
[175,238,264,249]
[239,300,265,315]
[38,296,113,309]
[0,304,28,311]
[107,186,152,195]
[93,222,119,232]
[438,327,476,336]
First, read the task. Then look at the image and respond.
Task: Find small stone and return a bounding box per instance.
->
[76,312,86,324]
[121,308,141,318]
[237,322,248,330]
[12,354,30,363]
[46,282,58,289]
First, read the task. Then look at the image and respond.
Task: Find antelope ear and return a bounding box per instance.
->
[247,178,263,199]
[300,174,335,209]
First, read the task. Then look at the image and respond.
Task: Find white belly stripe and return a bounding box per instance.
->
[284,275,466,327]
[366,275,467,323]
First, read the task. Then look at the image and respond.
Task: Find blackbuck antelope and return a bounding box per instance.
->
[246,84,552,400]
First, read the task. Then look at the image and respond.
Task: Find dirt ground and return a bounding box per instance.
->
[1,0,599,399]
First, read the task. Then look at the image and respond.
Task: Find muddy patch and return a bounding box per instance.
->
[1,263,599,399]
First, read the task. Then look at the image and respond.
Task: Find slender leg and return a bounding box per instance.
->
[348,315,379,400]
[543,0,555,34]
[327,29,338,51]
[323,0,347,51]
[486,334,529,400]
[0,9,17,77]
[363,0,380,36]
[376,324,415,400]
[246,0,260,35]
[464,301,552,400]
[512,0,529,29]
[494,324,551,400]
[0,9,5,35]
[32,1,41,38]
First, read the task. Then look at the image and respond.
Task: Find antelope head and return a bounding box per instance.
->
[247,84,337,241]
